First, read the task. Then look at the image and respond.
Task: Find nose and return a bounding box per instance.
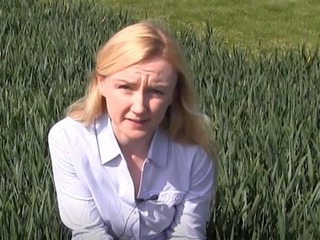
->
[130,91,148,115]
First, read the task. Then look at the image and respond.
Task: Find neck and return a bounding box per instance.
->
[121,139,150,160]
[115,130,155,160]
[110,121,155,160]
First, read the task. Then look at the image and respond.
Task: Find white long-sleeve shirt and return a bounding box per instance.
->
[48,114,215,239]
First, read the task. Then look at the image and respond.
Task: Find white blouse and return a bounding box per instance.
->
[48,114,215,239]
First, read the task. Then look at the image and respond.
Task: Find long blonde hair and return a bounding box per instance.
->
[67,21,217,159]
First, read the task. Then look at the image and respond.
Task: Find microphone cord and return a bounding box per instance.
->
[116,205,139,240]
[94,119,158,240]
[94,120,138,240]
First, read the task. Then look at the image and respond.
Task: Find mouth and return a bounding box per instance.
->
[127,118,149,124]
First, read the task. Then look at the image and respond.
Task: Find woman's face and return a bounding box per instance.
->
[98,57,177,145]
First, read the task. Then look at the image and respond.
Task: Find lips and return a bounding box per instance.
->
[127,118,148,124]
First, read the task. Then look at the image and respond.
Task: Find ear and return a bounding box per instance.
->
[97,75,107,96]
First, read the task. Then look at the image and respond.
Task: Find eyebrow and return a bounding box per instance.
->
[114,79,135,84]
[113,79,139,87]
[114,79,170,87]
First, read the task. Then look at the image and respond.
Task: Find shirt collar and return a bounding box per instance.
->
[94,114,169,168]
[147,128,169,168]
[93,115,122,164]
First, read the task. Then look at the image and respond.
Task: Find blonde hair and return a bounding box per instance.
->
[67,21,217,159]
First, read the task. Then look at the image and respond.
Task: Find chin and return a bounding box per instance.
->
[126,130,153,140]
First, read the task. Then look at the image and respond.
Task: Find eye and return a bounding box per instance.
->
[150,89,164,95]
[117,85,131,90]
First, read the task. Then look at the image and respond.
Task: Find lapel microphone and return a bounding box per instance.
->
[94,119,160,239]
[136,194,159,203]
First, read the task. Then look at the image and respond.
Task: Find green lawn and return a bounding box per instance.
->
[84,0,320,51]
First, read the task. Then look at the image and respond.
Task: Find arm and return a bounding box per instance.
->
[48,124,114,240]
[166,150,215,239]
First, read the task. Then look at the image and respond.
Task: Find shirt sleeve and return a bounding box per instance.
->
[166,149,215,239]
[48,123,114,240]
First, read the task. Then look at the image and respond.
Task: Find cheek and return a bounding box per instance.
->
[105,93,119,113]
[150,99,171,113]
[105,92,131,114]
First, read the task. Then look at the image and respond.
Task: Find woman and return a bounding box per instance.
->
[48,21,217,239]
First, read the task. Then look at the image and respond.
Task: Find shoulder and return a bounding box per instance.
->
[168,138,214,173]
[173,141,215,184]
[171,140,210,162]
[48,117,89,148]
[165,139,215,193]
[49,116,86,135]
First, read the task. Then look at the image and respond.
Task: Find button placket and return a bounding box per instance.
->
[139,159,151,198]
[118,157,136,205]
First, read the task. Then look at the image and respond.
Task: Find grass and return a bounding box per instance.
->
[69,0,320,51]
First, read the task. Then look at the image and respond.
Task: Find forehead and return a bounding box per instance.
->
[108,57,176,83]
